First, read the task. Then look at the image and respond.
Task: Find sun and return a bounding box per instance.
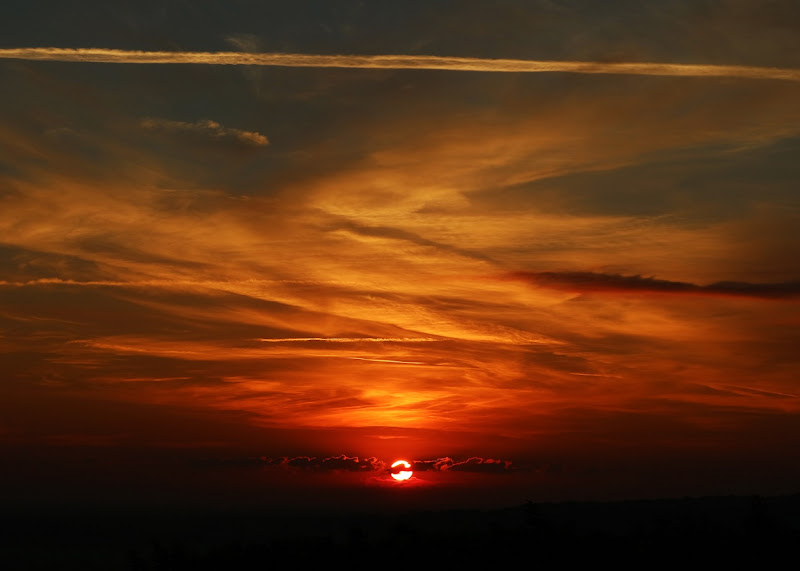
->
[390,460,413,481]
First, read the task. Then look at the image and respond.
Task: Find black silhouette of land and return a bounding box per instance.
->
[2,493,798,569]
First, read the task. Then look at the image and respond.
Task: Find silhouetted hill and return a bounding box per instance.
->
[2,494,798,569]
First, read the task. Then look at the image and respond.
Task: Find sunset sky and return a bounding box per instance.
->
[1,1,799,510]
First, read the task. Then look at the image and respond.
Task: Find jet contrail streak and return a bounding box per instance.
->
[256,337,440,343]
[2,48,800,81]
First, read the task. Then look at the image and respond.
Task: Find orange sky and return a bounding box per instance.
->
[1,0,799,507]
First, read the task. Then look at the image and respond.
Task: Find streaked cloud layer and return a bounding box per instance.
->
[1,0,799,504]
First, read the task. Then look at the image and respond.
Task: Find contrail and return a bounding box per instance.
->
[2,47,800,81]
[348,357,427,365]
[256,337,440,343]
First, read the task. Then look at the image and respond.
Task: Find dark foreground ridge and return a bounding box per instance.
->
[2,494,798,570]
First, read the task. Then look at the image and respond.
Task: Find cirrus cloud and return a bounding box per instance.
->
[141,117,269,147]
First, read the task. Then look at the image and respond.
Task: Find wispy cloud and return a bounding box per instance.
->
[1,48,800,81]
[141,118,268,147]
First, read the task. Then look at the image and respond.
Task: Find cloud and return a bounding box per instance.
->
[141,118,268,147]
[508,271,800,299]
[225,35,261,54]
[325,218,493,262]
[198,455,389,471]
[409,457,514,473]
[2,48,800,81]
[282,455,386,472]
[443,457,514,473]
[407,458,453,472]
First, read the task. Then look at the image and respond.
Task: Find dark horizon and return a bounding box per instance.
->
[2,492,799,569]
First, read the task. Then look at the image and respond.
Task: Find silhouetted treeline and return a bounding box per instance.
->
[1,494,798,570]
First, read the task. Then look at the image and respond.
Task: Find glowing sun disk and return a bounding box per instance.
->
[391,459,413,481]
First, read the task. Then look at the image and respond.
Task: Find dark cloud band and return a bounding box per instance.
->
[245,456,514,473]
[510,271,800,299]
